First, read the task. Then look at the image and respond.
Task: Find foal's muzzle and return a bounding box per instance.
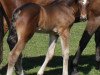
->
[80,16,87,22]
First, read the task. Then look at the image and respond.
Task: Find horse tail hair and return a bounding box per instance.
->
[0,5,10,29]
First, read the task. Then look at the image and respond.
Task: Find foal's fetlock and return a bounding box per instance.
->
[37,74,43,75]
[71,69,79,75]
[37,70,44,75]
[95,56,100,70]
[37,73,43,75]
[15,70,25,75]
[71,66,79,75]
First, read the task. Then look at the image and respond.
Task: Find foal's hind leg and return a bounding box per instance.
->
[7,17,37,75]
[7,24,24,75]
[37,34,58,75]
[60,29,70,75]
[95,27,100,70]
[7,30,35,75]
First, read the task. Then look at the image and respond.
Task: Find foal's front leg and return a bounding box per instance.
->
[37,34,58,75]
[60,29,70,75]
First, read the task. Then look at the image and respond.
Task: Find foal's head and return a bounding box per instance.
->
[78,0,89,21]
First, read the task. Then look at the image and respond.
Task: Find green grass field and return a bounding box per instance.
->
[0,22,100,75]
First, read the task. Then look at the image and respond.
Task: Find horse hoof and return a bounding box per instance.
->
[37,74,43,75]
[95,62,100,70]
[15,70,25,75]
[71,71,79,75]
[37,73,43,75]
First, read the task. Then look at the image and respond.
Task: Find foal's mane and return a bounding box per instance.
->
[66,0,78,6]
[45,0,67,6]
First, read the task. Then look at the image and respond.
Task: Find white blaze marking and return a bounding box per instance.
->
[83,0,87,5]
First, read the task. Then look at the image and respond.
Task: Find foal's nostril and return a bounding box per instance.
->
[80,16,87,22]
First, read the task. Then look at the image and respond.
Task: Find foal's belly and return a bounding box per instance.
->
[36,27,58,34]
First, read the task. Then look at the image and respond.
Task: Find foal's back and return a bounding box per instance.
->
[38,0,75,31]
[14,1,75,32]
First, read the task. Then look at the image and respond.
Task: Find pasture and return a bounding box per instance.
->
[0,22,100,75]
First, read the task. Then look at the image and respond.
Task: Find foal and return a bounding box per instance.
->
[6,0,82,75]
[0,0,66,74]
[72,0,100,74]
[0,0,81,65]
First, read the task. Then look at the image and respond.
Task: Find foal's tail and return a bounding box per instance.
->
[12,3,41,23]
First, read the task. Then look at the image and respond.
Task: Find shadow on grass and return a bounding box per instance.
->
[0,55,98,75]
[26,68,62,75]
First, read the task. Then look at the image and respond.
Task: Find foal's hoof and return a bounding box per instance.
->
[95,62,100,70]
[37,73,43,75]
[97,66,100,71]
[37,74,43,75]
[15,70,25,75]
[71,70,79,75]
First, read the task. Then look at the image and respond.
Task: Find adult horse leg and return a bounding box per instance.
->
[72,31,92,75]
[0,6,4,64]
[95,27,100,70]
[60,29,70,75]
[72,20,98,75]
[37,34,58,75]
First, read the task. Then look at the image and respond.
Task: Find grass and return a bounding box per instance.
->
[0,22,100,75]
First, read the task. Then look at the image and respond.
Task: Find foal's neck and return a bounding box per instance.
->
[67,0,79,17]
